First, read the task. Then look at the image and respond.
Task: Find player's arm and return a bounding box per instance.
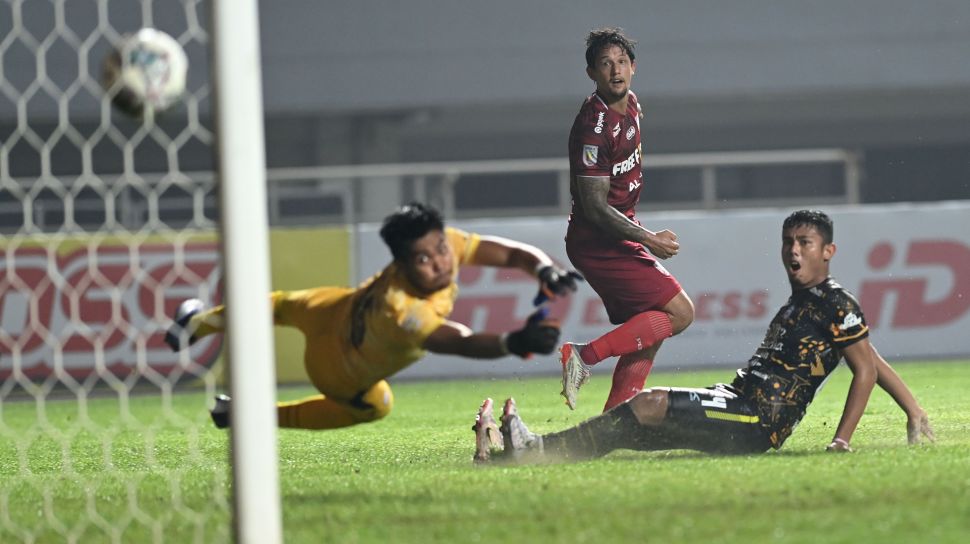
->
[422,319,559,359]
[828,340,879,452]
[572,175,679,259]
[471,235,583,297]
[868,342,935,444]
[471,235,553,274]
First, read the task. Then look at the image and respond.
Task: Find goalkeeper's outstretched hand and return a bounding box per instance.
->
[537,265,584,298]
[505,319,560,358]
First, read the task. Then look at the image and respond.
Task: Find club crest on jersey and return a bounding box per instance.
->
[839,312,862,330]
[626,126,636,140]
[583,145,599,167]
[594,111,606,134]
[612,123,621,137]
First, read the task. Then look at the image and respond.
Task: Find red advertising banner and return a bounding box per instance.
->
[1,240,223,384]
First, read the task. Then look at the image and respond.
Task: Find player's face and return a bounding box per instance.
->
[403,229,454,295]
[587,45,636,103]
[781,225,836,290]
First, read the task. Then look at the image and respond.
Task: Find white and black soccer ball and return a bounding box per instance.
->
[101,28,188,117]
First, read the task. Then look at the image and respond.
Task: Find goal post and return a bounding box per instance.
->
[211,1,283,542]
[0,0,282,541]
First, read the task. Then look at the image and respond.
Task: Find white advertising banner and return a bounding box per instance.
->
[355,202,970,379]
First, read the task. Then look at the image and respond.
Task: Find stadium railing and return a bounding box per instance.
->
[3,148,862,232]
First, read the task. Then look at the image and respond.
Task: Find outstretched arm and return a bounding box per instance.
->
[869,343,935,444]
[422,319,559,359]
[573,175,680,259]
[829,340,878,451]
[470,235,553,273]
[471,236,583,297]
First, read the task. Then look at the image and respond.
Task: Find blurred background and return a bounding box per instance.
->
[2,0,969,379]
[3,0,969,228]
[3,3,967,541]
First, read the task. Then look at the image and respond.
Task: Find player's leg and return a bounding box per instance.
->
[165,286,355,351]
[602,343,660,411]
[165,298,223,350]
[598,291,695,409]
[634,385,771,454]
[500,386,770,462]
[276,380,394,430]
[580,289,693,365]
[560,263,691,408]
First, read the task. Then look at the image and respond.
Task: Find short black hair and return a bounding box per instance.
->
[783,209,834,244]
[379,202,445,261]
[585,27,637,68]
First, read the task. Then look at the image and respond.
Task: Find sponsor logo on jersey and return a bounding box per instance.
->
[594,111,605,134]
[626,126,636,140]
[612,123,621,137]
[839,312,862,330]
[612,146,641,176]
[583,145,599,167]
[629,179,641,192]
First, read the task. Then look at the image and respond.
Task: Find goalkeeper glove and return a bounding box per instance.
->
[537,265,584,298]
[504,319,560,358]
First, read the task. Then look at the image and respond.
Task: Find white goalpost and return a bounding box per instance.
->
[0,0,282,541]
[211,1,283,542]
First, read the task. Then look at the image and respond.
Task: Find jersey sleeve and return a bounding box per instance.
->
[824,290,870,347]
[445,226,481,266]
[568,107,612,177]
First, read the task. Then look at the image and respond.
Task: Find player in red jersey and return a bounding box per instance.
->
[560,27,695,411]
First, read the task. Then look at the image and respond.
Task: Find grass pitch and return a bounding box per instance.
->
[2,361,968,543]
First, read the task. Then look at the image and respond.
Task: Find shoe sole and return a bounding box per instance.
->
[472,398,502,463]
[559,343,588,410]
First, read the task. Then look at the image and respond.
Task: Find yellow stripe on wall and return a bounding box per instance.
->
[270,226,351,383]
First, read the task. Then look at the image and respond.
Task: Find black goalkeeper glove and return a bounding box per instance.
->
[504,319,560,358]
[537,265,584,298]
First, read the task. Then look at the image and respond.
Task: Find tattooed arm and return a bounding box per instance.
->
[573,175,680,259]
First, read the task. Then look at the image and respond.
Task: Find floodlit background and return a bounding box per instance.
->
[1,2,969,542]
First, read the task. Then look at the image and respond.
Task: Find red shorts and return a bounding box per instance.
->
[566,223,682,325]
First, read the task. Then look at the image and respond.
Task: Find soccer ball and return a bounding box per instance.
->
[101,28,188,117]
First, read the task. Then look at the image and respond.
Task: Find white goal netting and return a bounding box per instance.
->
[1,2,230,542]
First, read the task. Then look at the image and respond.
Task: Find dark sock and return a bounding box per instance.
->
[542,403,642,460]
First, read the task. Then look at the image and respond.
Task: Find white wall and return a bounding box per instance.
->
[356,202,970,378]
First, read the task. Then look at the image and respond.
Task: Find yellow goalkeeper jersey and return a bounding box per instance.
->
[268,227,481,398]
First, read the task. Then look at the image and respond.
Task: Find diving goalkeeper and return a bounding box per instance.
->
[166,202,582,431]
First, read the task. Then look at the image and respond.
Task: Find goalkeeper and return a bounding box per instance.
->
[166,202,582,430]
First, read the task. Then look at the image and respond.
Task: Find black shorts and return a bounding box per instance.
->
[647,384,773,454]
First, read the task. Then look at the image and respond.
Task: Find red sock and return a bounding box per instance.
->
[579,311,672,365]
[603,354,654,411]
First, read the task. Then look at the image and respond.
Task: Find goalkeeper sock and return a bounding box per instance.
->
[277,396,363,430]
[541,403,642,460]
[603,354,654,411]
[579,311,672,364]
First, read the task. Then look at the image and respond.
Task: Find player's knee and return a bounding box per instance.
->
[627,388,669,425]
[667,292,695,334]
[355,382,394,422]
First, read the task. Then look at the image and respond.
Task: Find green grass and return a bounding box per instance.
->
[2,361,969,543]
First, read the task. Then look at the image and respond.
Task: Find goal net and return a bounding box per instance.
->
[1,2,234,542]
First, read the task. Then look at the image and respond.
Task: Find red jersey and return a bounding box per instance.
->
[567,90,643,228]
